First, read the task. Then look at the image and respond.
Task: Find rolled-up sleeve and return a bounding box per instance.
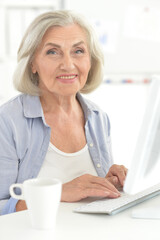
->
[1,198,18,215]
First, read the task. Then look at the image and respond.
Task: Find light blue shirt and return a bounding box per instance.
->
[0,93,113,215]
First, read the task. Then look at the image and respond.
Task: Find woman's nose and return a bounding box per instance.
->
[59,54,75,70]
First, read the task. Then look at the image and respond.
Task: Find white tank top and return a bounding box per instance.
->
[37,143,98,183]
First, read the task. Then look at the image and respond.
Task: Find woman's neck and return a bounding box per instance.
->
[40,92,80,115]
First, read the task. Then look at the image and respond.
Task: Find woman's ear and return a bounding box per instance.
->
[31,62,37,74]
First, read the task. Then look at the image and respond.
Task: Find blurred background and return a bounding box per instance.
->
[0,0,160,167]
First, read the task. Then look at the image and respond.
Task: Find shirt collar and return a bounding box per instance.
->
[76,92,100,119]
[22,94,43,118]
[22,93,100,119]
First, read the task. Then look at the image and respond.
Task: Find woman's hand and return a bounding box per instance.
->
[106,164,128,190]
[16,200,27,212]
[61,174,121,202]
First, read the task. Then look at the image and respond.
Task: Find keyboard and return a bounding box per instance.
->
[74,183,160,215]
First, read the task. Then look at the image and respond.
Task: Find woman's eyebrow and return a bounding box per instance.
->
[44,43,61,48]
[44,41,85,48]
[72,41,85,47]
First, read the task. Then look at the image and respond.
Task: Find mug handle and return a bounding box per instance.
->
[9,184,24,200]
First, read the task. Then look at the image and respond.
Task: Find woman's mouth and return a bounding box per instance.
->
[56,74,78,83]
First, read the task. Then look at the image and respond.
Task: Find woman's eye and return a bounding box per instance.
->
[75,49,84,54]
[46,50,57,55]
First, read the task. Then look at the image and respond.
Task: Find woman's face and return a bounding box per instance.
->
[31,24,91,97]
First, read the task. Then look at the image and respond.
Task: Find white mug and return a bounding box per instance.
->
[10,178,62,230]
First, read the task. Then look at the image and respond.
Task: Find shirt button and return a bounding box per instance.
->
[97,163,101,168]
[89,143,93,147]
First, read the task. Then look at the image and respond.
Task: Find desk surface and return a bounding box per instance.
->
[1,195,160,240]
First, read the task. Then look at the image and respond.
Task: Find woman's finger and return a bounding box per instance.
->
[106,176,118,185]
[89,175,120,194]
[84,187,120,199]
[106,176,123,190]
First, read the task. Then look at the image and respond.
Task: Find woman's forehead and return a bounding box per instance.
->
[41,24,88,45]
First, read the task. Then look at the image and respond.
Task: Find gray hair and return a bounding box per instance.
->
[13,10,104,95]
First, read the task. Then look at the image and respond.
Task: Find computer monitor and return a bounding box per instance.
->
[124,76,160,218]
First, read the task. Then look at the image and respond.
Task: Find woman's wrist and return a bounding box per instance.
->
[16,200,27,212]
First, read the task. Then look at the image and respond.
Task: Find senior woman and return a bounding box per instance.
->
[0,10,127,215]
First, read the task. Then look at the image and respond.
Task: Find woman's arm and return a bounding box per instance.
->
[0,114,19,215]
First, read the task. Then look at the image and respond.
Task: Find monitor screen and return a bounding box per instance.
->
[124,76,160,194]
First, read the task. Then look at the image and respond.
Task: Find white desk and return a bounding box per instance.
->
[1,195,160,240]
